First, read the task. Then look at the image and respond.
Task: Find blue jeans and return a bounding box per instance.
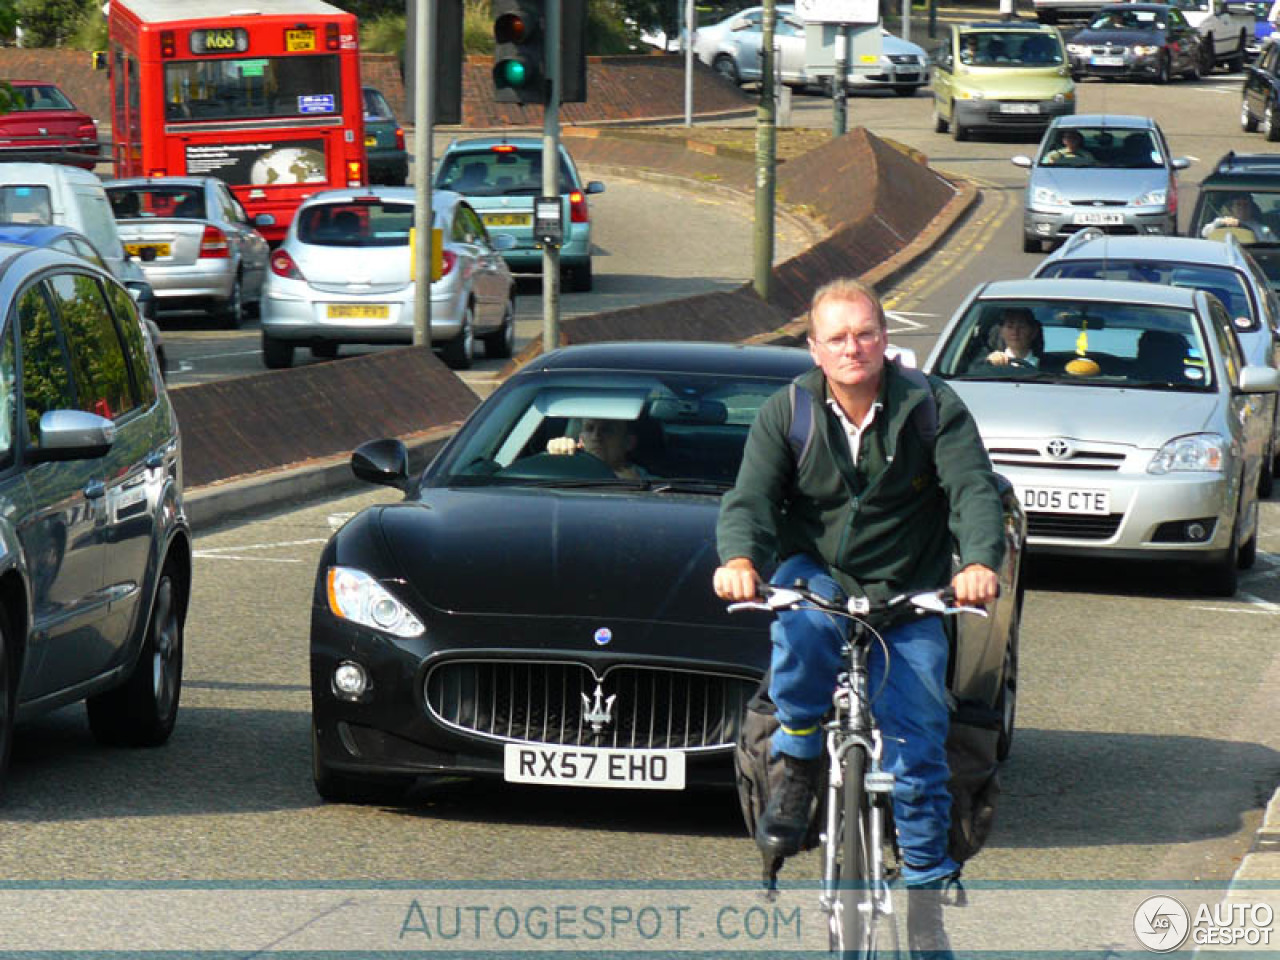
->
[767,554,958,887]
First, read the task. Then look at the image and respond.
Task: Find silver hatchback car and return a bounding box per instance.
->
[925,277,1279,596]
[1012,114,1190,252]
[259,188,516,370]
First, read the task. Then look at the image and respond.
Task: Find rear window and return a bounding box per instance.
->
[0,186,52,225]
[12,85,75,111]
[107,186,204,220]
[435,149,573,197]
[296,200,414,247]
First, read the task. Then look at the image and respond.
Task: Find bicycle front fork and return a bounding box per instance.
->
[820,729,897,915]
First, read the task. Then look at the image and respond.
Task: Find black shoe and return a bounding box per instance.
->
[906,877,960,960]
[755,754,821,860]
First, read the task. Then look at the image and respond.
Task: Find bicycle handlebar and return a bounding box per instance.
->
[726,581,989,620]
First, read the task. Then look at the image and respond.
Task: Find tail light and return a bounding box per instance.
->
[325,23,339,50]
[438,250,457,279]
[160,30,175,58]
[394,127,405,151]
[149,169,167,178]
[347,159,363,186]
[198,225,229,258]
[568,190,589,224]
[76,122,96,140]
[271,249,305,280]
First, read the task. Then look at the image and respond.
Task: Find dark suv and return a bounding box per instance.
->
[0,242,190,796]
[1189,151,1280,293]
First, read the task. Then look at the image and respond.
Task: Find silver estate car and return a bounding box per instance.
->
[925,277,1279,596]
[105,177,270,328]
[1012,114,1190,252]
[259,188,516,370]
[1034,230,1280,495]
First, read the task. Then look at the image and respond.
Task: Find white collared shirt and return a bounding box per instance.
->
[826,398,883,465]
[1003,348,1039,366]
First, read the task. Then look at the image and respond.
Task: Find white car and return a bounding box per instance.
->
[1163,0,1254,70]
[259,188,516,371]
[694,6,930,95]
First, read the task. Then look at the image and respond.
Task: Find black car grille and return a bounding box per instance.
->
[1027,512,1123,539]
[424,660,757,751]
[887,54,918,64]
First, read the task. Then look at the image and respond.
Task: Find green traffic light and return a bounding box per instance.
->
[498,59,529,87]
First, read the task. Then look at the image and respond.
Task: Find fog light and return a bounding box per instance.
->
[1186,521,1208,541]
[333,661,369,700]
[1145,225,1164,234]
[1036,222,1053,235]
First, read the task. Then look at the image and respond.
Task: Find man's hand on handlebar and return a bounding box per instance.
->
[952,563,998,607]
[714,556,760,602]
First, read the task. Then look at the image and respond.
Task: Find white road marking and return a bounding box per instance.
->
[885,310,926,335]
[328,512,355,530]
[194,537,330,564]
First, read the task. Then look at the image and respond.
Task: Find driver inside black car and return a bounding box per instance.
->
[985,306,1043,368]
[546,417,651,480]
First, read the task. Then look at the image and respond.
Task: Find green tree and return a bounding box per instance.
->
[15,0,85,46]
[0,0,19,42]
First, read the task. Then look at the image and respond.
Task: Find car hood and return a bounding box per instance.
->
[947,380,1221,448]
[952,69,1073,97]
[1072,28,1164,45]
[377,488,733,624]
[1031,166,1170,202]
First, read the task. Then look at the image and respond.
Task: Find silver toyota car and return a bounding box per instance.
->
[1012,114,1190,252]
[925,277,1279,596]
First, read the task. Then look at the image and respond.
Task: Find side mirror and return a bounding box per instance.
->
[30,410,115,463]
[254,213,276,227]
[351,438,411,491]
[585,181,606,195]
[1011,155,1033,168]
[490,233,517,251]
[1172,157,1193,170]
[1238,365,1280,393]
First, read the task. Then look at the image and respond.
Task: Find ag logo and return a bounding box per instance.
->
[1134,895,1189,952]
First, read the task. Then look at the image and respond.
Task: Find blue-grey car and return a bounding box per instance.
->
[1012,114,1191,252]
[434,137,604,292]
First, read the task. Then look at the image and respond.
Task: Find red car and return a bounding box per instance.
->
[0,82,100,169]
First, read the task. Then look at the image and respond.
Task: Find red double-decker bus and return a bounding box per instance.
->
[107,0,366,243]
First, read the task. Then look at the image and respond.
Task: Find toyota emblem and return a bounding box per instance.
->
[1044,438,1074,460]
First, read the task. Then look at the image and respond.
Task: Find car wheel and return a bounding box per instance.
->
[893,85,916,97]
[86,562,184,747]
[933,105,950,133]
[1260,435,1275,499]
[219,272,243,329]
[1204,493,1244,596]
[1201,36,1215,74]
[442,303,475,370]
[713,55,740,85]
[995,608,1019,763]
[312,721,413,804]
[1266,100,1280,142]
[262,333,294,370]
[483,297,516,359]
[0,612,14,800]
[1184,52,1201,80]
[1022,234,1042,253]
[567,259,593,293]
[1243,99,1260,132]
[1229,34,1246,72]
[310,342,340,360]
[1156,53,1170,84]
[952,103,967,141]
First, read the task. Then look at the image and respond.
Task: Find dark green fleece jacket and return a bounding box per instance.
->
[716,362,1006,603]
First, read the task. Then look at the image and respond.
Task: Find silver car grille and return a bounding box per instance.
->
[424,659,757,751]
[988,445,1127,471]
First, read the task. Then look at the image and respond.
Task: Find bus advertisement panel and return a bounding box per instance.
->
[107,0,365,243]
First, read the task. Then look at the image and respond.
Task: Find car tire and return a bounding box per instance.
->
[483,297,516,359]
[1243,99,1260,132]
[1201,36,1215,75]
[442,303,475,370]
[219,272,243,329]
[1260,435,1275,499]
[312,722,413,805]
[1204,493,1244,596]
[1156,53,1171,84]
[1229,34,1246,72]
[567,259,593,293]
[1022,234,1042,253]
[1266,100,1280,141]
[995,608,1019,763]
[262,333,294,370]
[311,342,340,360]
[1184,53,1201,80]
[713,55,740,85]
[86,561,184,747]
[1239,523,1259,569]
[893,85,916,97]
[0,611,14,800]
[933,106,950,133]
[952,103,968,141]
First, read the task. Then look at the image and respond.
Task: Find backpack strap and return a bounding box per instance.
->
[894,363,939,453]
[786,382,817,467]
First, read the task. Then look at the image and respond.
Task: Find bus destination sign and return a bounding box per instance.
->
[190,27,249,55]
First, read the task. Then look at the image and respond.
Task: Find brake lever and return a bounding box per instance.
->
[727,601,773,614]
[909,592,990,618]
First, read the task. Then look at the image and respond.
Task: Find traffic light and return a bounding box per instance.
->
[492,0,545,104]
[403,0,463,125]
[560,0,587,104]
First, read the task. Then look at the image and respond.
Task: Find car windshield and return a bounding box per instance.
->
[0,185,52,224]
[1038,127,1162,168]
[435,148,574,197]
[297,200,414,247]
[11,85,75,111]
[958,30,1063,65]
[1037,259,1258,331]
[1191,189,1280,241]
[934,298,1215,390]
[1086,7,1163,29]
[106,186,203,220]
[362,88,393,120]
[426,371,787,490]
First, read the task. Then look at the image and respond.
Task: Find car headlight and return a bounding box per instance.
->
[1032,185,1069,206]
[1135,188,1168,205]
[1053,91,1074,102]
[956,89,985,99]
[1148,433,1226,474]
[326,566,425,638]
[1066,43,1087,54]
[1132,44,1159,55]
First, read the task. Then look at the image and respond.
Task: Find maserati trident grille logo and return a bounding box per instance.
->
[581,682,616,736]
[1044,438,1075,460]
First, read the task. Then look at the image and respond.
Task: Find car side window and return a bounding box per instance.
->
[1208,299,1245,382]
[46,273,139,421]
[18,282,75,449]
[458,205,488,245]
[0,321,17,469]
[217,186,241,224]
[103,281,158,408]
[70,237,107,269]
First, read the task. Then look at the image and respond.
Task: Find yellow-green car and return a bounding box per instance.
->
[931,23,1076,142]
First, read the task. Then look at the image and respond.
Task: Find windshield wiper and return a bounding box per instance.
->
[649,478,734,494]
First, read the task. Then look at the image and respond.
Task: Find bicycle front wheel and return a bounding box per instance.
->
[830,745,878,959]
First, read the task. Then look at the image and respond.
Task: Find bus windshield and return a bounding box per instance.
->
[163,56,342,122]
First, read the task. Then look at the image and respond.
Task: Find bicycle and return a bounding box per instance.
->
[728,581,986,959]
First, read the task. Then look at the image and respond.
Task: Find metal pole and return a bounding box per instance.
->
[753,0,776,302]
[412,0,433,348]
[542,0,562,354]
[833,26,848,137]
[928,0,937,38]
[684,0,694,126]
[902,0,911,42]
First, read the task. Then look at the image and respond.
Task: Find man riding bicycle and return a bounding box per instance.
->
[712,278,1005,960]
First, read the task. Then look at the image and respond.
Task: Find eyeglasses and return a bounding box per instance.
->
[811,330,883,353]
